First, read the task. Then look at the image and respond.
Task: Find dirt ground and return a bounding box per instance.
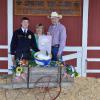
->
[0,77,100,100]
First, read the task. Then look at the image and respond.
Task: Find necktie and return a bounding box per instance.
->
[24,29,27,37]
[24,29,27,34]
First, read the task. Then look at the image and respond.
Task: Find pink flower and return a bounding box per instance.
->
[21,73,27,81]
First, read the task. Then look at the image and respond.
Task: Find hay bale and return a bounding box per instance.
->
[0,76,100,100]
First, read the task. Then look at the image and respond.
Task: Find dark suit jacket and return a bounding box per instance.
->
[10,28,39,60]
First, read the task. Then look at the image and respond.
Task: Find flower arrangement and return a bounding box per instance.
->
[64,64,79,78]
[10,51,38,82]
[10,59,28,82]
[10,59,28,76]
[10,65,24,76]
[10,51,37,74]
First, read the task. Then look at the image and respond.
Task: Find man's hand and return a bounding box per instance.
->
[11,55,16,65]
[57,54,62,61]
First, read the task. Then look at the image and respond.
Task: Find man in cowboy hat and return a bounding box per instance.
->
[48,11,67,61]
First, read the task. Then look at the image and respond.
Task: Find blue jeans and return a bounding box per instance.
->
[51,47,59,61]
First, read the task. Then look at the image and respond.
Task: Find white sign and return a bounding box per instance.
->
[38,35,52,54]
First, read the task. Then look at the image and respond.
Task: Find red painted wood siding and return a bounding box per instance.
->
[0,0,8,70]
[0,0,7,45]
[13,2,83,46]
[87,0,100,77]
[88,0,100,46]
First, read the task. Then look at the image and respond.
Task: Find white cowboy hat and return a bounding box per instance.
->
[48,11,62,19]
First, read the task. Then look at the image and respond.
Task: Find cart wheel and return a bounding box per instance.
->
[34,76,61,100]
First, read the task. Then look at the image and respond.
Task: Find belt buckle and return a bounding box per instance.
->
[53,44,59,47]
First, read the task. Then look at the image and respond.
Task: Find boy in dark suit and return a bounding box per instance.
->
[10,17,39,65]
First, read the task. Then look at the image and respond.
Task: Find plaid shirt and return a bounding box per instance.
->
[48,22,67,55]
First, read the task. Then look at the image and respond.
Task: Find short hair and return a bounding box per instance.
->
[35,23,44,29]
[35,23,45,34]
[21,17,29,21]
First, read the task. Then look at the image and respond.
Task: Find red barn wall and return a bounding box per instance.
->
[0,0,8,69]
[87,0,100,78]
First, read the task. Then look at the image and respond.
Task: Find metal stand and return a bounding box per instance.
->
[27,66,30,88]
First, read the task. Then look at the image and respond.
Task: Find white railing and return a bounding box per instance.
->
[0,45,8,72]
[62,46,100,76]
[0,46,83,75]
[62,46,82,76]
[0,45,100,75]
[0,45,8,49]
